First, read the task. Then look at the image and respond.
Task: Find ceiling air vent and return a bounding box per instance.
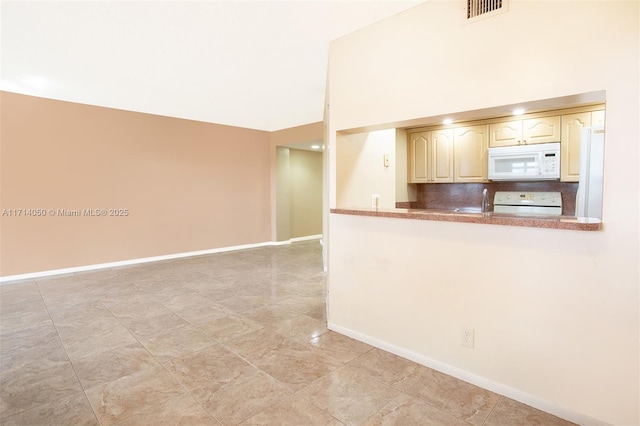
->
[466,0,506,20]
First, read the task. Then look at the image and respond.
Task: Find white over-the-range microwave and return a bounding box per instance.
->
[488,142,560,181]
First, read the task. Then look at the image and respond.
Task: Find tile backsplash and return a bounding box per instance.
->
[413,182,579,216]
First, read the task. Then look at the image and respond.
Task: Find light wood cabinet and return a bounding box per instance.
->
[408,130,453,183]
[432,129,454,182]
[454,125,488,183]
[489,120,521,147]
[409,132,429,182]
[560,110,605,182]
[408,126,487,183]
[489,116,561,147]
[407,105,604,185]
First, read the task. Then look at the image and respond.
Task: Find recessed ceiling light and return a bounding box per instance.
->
[311,145,321,150]
[443,118,453,125]
[513,108,525,116]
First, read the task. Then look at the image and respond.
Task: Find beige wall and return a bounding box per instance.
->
[0,92,272,276]
[270,122,323,147]
[275,147,291,241]
[289,149,322,238]
[336,129,396,209]
[327,2,638,425]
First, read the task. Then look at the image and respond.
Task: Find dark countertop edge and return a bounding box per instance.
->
[330,208,602,231]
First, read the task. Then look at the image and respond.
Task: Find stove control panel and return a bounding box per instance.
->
[494,191,562,207]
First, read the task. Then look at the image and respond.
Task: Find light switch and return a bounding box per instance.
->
[383,154,390,168]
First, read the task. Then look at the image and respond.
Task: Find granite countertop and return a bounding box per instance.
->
[330,207,602,231]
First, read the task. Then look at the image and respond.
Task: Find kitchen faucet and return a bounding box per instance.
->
[481,188,489,214]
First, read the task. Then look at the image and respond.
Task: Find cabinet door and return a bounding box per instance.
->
[409,132,430,183]
[454,125,488,183]
[561,112,590,182]
[489,120,522,147]
[431,129,454,182]
[522,116,561,145]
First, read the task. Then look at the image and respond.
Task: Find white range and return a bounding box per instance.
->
[493,191,562,216]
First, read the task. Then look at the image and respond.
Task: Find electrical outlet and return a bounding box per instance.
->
[461,327,474,348]
[371,194,380,210]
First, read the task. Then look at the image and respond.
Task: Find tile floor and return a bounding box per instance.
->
[0,240,576,425]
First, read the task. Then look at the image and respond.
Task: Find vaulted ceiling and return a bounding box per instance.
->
[1,1,423,132]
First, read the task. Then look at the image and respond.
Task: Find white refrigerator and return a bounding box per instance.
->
[575,126,605,219]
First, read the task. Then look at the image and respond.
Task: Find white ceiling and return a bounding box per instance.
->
[1,0,423,132]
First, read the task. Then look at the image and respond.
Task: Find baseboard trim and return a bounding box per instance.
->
[290,234,322,243]
[270,240,293,246]
[0,236,321,284]
[327,322,610,426]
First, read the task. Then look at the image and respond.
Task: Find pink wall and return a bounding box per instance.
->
[0,92,272,276]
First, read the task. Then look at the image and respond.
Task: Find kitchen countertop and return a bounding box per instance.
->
[330,207,602,231]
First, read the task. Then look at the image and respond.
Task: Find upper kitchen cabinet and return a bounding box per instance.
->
[560,109,605,182]
[407,104,604,184]
[408,129,453,183]
[454,125,488,183]
[489,116,561,147]
[432,129,454,182]
[409,131,429,183]
[488,119,521,147]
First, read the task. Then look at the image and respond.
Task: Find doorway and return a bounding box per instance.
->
[275,144,323,242]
